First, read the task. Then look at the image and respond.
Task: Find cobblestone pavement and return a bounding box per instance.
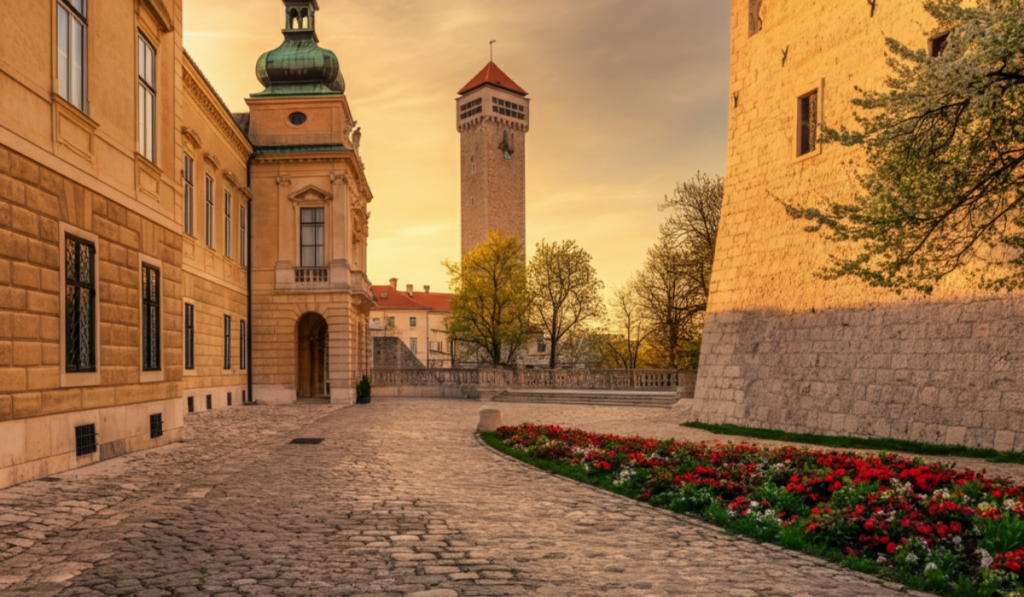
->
[0,397,978,597]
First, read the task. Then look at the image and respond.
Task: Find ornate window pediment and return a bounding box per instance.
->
[288,185,333,203]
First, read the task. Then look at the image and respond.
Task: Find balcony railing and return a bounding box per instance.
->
[295,267,329,286]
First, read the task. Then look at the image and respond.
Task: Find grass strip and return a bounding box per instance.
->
[681,422,1024,465]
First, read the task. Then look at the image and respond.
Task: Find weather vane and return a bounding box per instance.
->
[490,40,496,62]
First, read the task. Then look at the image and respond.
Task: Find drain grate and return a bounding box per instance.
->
[289,438,325,445]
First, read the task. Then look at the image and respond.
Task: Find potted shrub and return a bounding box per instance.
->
[356,375,372,404]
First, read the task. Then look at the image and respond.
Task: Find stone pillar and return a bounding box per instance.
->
[327,297,354,405]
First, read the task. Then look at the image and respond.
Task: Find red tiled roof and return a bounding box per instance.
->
[371,285,452,314]
[458,62,527,96]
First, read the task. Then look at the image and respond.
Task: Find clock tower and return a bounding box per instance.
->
[456,62,529,255]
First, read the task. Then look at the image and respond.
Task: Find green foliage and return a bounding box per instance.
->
[979,513,1024,553]
[445,231,532,366]
[784,0,1024,293]
[749,482,812,518]
[528,239,605,369]
[356,375,371,399]
[682,421,1024,463]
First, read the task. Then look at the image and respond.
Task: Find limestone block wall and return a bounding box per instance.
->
[460,117,527,255]
[0,147,183,488]
[694,0,1024,451]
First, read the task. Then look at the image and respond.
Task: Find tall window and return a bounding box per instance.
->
[205,175,214,248]
[299,207,325,267]
[65,235,96,372]
[57,0,88,112]
[240,320,247,370]
[223,315,231,369]
[410,316,417,328]
[410,337,418,354]
[137,34,156,161]
[798,90,819,157]
[224,191,232,258]
[240,205,247,266]
[183,154,194,235]
[184,303,194,370]
[142,265,161,371]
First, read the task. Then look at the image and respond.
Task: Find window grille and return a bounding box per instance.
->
[798,91,819,156]
[137,34,156,160]
[224,315,231,369]
[57,0,88,112]
[184,304,194,370]
[149,413,163,438]
[205,175,215,248]
[224,191,232,258]
[184,154,194,235]
[75,424,97,456]
[142,265,161,371]
[65,234,96,372]
[299,207,325,267]
[410,317,417,328]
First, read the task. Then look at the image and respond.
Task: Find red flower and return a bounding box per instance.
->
[887,543,898,555]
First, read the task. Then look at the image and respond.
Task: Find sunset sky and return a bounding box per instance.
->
[183,0,731,295]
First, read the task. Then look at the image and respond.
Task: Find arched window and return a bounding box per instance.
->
[300,8,308,29]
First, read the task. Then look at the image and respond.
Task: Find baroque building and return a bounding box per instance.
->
[457,62,529,255]
[0,0,373,489]
[694,0,1024,451]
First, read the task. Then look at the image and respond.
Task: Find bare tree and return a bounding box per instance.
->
[602,276,656,369]
[658,171,723,312]
[528,239,605,369]
[445,231,531,367]
[634,237,703,368]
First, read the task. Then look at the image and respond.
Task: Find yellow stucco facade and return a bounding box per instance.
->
[0,0,373,489]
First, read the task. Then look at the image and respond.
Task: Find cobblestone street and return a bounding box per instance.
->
[0,398,946,597]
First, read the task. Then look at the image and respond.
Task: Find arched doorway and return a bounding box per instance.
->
[297,312,328,398]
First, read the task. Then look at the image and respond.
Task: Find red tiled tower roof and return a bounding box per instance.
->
[458,62,527,96]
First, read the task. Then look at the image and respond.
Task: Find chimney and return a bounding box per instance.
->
[389,278,398,289]
[406,284,414,295]
[424,285,431,294]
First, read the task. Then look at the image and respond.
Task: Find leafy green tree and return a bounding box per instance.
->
[528,239,605,369]
[786,0,1024,293]
[445,231,531,366]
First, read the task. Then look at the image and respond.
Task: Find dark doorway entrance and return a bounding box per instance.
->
[297,312,328,398]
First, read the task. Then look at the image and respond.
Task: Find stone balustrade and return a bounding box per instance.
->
[371,368,689,391]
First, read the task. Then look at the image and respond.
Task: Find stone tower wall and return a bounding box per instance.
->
[694,0,1024,451]
[459,89,528,255]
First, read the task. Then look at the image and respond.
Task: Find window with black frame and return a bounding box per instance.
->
[224,191,232,258]
[240,320,247,370]
[184,303,195,370]
[142,265,161,371]
[299,207,325,267]
[205,175,215,248]
[223,315,231,369]
[184,154,194,235]
[65,235,96,372]
[240,205,247,266]
[57,0,88,112]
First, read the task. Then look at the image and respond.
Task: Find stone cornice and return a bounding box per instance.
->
[182,68,252,164]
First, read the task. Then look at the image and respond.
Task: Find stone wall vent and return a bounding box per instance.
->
[75,424,97,457]
[150,414,163,439]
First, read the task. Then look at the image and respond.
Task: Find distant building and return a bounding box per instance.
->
[370,279,453,368]
[457,62,529,255]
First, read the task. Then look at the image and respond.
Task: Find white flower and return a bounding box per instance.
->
[979,549,994,569]
[924,563,938,573]
[749,501,760,508]
[906,554,919,564]
[952,536,962,545]
[877,555,888,565]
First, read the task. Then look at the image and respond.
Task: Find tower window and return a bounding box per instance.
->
[749,0,764,36]
[300,207,325,267]
[929,33,950,57]
[57,0,88,112]
[797,90,819,157]
[289,112,307,126]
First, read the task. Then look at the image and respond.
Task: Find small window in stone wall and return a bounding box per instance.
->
[150,413,163,439]
[187,396,194,413]
[410,316,417,328]
[929,32,950,58]
[797,90,819,157]
[75,424,97,456]
[749,0,763,36]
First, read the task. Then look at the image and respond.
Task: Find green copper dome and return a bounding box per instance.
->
[252,1,345,97]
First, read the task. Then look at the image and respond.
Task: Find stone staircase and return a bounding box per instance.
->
[491,389,679,408]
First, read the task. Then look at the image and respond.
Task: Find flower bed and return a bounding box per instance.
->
[490,424,1024,597]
